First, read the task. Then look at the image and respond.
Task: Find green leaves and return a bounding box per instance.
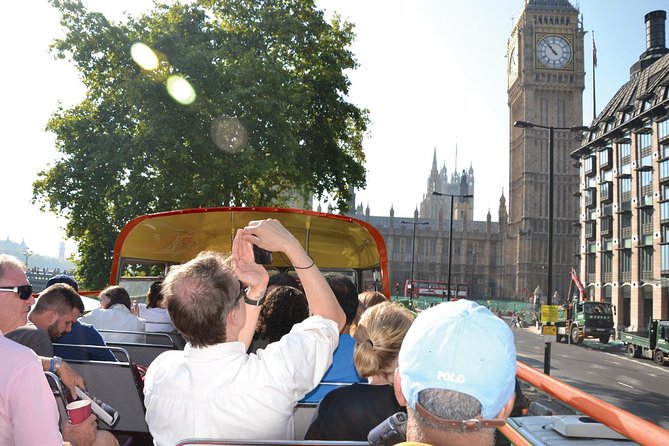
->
[35,0,367,288]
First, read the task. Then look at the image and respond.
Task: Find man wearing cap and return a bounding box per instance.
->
[393,299,517,446]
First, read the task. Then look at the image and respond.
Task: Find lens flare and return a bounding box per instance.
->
[166,75,196,105]
[130,42,159,71]
[211,116,248,153]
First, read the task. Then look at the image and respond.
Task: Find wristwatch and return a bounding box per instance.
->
[50,356,63,374]
[244,289,267,306]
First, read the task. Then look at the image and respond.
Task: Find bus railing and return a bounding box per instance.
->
[516,361,669,445]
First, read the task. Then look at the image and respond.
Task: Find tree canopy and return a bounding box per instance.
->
[34,0,368,288]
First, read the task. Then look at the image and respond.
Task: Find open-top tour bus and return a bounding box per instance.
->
[69,206,668,445]
[109,207,390,300]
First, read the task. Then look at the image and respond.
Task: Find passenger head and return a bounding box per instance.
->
[0,255,34,333]
[162,251,240,348]
[359,290,386,309]
[324,273,359,329]
[256,286,309,343]
[146,281,164,309]
[267,272,300,291]
[32,283,84,340]
[99,285,132,310]
[0,254,27,281]
[46,274,79,292]
[395,300,516,444]
[351,290,387,335]
[353,301,414,379]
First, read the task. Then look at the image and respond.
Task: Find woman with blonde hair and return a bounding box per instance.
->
[305,301,414,440]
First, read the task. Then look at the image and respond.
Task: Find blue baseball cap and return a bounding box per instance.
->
[398,299,516,419]
[46,274,79,292]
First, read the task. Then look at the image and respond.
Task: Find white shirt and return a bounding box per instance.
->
[80,304,145,342]
[138,304,175,333]
[144,315,339,445]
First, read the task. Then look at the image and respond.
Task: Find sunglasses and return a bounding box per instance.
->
[0,285,34,300]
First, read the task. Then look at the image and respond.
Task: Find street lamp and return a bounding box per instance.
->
[513,120,589,375]
[431,192,473,301]
[400,219,429,298]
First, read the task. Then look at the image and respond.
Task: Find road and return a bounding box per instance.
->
[512,324,669,429]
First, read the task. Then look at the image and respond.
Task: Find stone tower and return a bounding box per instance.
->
[504,0,585,298]
[419,148,475,222]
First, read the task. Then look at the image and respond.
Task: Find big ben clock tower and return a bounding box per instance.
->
[505,0,585,299]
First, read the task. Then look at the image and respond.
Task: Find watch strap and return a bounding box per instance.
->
[244,289,267,306]
[49,356,63,374]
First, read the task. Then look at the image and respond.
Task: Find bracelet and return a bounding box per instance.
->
[293,256,315,270]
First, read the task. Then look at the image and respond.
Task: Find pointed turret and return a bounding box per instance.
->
[426,147,440,194]
[498,189,508,232]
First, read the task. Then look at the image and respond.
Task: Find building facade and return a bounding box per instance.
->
[504,0,586,299]
[348,152,507,299]
[572,11,669,330]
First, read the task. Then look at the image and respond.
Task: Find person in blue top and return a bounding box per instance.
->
[302,273,367,403]
[48,275,117,362]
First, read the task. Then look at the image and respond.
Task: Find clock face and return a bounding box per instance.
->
[536,35,572,69]
[509,46,518,80]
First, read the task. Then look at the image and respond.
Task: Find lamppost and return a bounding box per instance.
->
[431,192,473,301]
[513,120,589,375]
[400,219,429,298]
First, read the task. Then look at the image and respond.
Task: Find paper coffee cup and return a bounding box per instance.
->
[66,399,92,425]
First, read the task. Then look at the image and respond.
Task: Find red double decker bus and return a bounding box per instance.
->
[403,279,468,300]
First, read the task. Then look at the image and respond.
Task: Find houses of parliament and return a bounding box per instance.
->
[347,151,509,299]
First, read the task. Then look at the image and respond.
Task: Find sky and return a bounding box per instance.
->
[1,0,667,258]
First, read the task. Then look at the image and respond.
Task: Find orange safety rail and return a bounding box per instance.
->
[498,423,532,446]
[517,362,669,445]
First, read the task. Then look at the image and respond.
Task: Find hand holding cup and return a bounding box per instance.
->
[66,399,92,425]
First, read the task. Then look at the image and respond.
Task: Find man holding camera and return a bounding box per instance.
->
[144,219,346,444]
[393,299,517,446]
